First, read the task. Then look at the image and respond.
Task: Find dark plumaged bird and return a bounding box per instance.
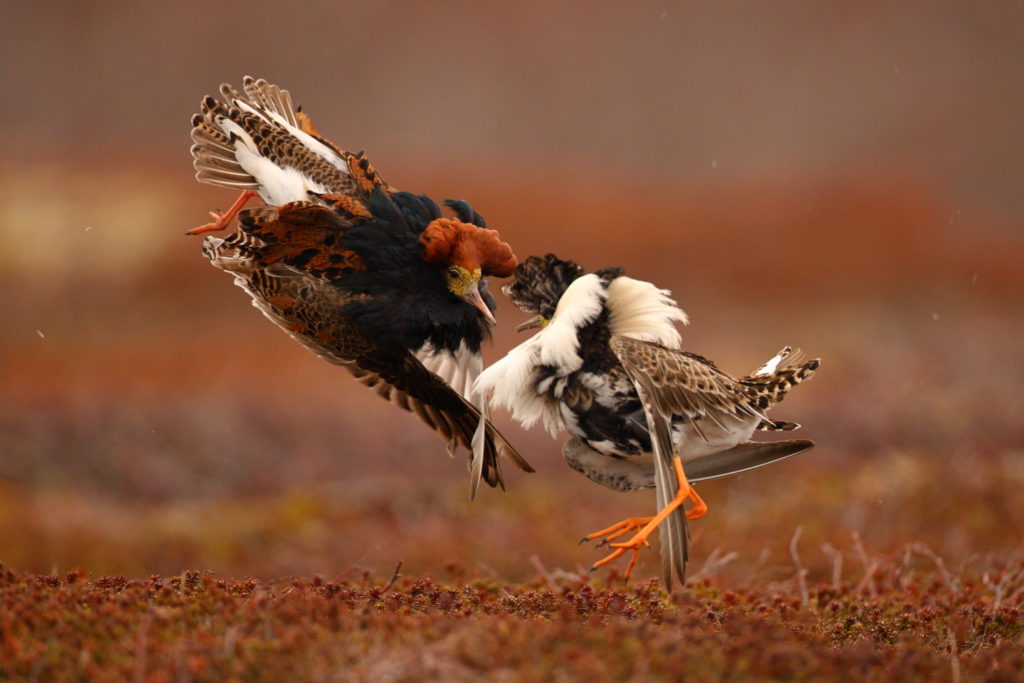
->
[476,254,818,587]
[187,77,533,496]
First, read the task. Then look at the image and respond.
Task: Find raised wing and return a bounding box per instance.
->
[190,76,389,206]
[609,335,816,587]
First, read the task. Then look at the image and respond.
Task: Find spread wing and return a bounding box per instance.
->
[339,334,530,498]
[190,76,390,206]
[203,202,532,495]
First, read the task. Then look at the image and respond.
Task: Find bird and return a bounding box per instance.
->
[475,254,819,587]
[187,77,533,497]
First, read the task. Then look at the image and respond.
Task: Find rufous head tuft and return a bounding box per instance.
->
[420,219,517,277]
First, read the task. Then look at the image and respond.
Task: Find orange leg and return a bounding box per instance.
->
[186,190,258,235]
[588,456,707,583]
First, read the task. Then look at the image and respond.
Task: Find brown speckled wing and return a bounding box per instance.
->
[193,98,355,196]
[609,336,764,432]
[231,202,366,281]
[202,204,531,492]
[191,77,392,201]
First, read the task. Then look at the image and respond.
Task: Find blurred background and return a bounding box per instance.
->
[2,1,1022,584]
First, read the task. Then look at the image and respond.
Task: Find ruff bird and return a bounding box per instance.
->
[188,77,533,496]
[475,254,818,586]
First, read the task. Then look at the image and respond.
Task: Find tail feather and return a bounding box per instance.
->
[241,76,299,128]
[654,448,688,590]
[757,419,800,431]
[741,349,819,410]
[751,346,804,376]
[470,396,535,500]
[685,440,815,482]
[190,119,235,154]
[192,147,246,173]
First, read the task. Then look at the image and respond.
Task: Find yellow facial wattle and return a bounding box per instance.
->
[444,265,482,298]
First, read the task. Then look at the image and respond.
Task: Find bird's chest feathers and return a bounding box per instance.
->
[340,262,487,353]
[559,369,650,456]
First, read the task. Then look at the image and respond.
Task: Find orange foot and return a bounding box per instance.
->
[186,190,258,235]
[580,517,654,547]
[587,456,709,583]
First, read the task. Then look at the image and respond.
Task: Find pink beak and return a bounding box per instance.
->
[464,284,497,325]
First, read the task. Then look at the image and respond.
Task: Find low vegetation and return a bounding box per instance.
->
[3,552,1022,681]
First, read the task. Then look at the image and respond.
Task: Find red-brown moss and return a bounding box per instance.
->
[2,558,1022,681]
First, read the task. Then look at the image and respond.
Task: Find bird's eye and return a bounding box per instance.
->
[447,268,461,280]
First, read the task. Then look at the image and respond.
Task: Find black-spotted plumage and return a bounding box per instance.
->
[478,254,818,587]
[503,253,586,320]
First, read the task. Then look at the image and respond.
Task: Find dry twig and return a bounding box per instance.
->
[740,548,770,590]
[911,543,958,592]
[821,542,844,589]
[382,561,403,593]
[688,548,740,583]
[790,527,809,606]
[530,554,557,591]
[852,531,878,597]
[948,628,961,683]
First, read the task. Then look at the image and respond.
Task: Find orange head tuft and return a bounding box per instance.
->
[420,219,517,277]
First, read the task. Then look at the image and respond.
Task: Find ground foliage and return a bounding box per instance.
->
[3,554,1023,681]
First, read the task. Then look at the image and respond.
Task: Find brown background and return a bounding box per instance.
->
[1,1,1022,583]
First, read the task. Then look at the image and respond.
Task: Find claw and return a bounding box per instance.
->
[581,456,708,582]
[624,549,640,583]
[591,546,628,571]
[581,516,655,547]
[187,190,258,235]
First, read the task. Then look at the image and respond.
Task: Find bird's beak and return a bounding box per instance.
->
[515,316,546,332]
[464,284,497,325]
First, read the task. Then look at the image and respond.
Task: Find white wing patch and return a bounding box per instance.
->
[538,274,607,371]
[475,334,563,435]
[752,349,786,377]
[216,117,328,205]
[476,274,607,437]
[751,346,805,377]
[416,341,482,402]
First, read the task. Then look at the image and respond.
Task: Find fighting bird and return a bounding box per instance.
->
[475,255,819,586]
[187,77,533,496]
